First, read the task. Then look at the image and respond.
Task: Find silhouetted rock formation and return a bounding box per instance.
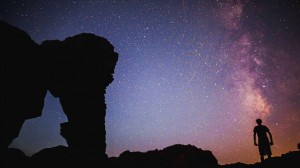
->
[31,145,71,166]
[221,150,300,168]
[0,20,47,152]
[1,20,118,164]
[108,144,218,168]
[6,143,298,168]
[41,33,118,161]
[2,148,29,167]
[221,162,252,168]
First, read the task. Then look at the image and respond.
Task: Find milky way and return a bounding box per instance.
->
[1,0,299,164]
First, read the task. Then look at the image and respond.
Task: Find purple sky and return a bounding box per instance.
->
[1,0,300,164]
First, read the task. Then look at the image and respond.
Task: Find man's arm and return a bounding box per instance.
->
[267,131,273,145]
[254,131,257,146]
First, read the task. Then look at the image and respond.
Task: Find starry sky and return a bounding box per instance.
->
[1,0,300,164]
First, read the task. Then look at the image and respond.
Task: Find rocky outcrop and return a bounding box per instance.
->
[2,148,29,167]
[31,146,71,166]
[0,20,47,151]
[1,20,118,163]
[108,144,219,168]
[221,151,300,168]
[41,33,118,160]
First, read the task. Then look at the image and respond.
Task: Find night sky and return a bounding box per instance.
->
[1,0,300,164]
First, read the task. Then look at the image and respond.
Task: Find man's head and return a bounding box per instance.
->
[256,119,262,125]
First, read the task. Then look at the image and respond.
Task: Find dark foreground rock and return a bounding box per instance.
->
[108,144,218,168]
[221,150,300,168]
[0,20,47,152]
[41,32,118,160]
[3,144,299,168]
[1,20,118,164]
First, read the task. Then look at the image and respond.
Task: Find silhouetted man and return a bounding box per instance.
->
[253,118,273,162]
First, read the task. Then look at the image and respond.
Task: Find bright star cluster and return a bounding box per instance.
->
[1,0,299,164]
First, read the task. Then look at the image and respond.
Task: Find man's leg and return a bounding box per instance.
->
[258,145,265,162]
[260,155,264,162]
[266,144,272,159]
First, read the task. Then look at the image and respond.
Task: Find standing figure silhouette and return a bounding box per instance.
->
[253,118,273,162]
